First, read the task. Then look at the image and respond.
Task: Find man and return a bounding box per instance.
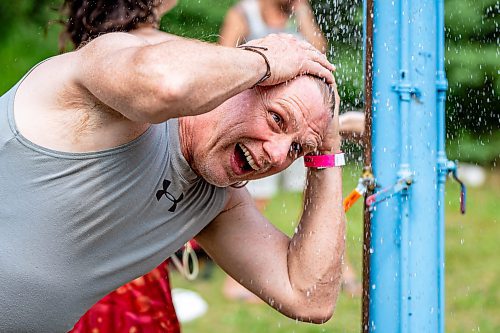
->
[0,29,344,332]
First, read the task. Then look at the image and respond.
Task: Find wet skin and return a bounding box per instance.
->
[181,76,331,187]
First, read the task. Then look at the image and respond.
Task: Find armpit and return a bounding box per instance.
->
[57,83,127,136]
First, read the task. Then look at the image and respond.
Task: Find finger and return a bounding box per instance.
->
[302,46,335,71]
[309,49,336,72]
[300,60,334,85]
[298,40,328,56]
[307,49,336,76]
[306,56,335,83]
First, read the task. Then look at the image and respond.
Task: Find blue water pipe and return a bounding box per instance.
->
[436,1,448,331]
[362,0,465,332]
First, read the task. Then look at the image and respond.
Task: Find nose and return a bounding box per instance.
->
[263,136,291,168]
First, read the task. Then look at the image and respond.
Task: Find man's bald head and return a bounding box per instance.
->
[264,75,335,117]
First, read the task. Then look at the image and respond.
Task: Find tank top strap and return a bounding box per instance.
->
[239,0,267,42]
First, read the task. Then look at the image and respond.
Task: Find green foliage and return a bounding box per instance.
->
[445,0,499,135]
[447,130,500,166]
[0,0,57,41]
[161,0,237,42]
[311,0,364,111]
[0,0,61,93]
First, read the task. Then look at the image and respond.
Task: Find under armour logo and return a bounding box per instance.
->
[156,179,184,212]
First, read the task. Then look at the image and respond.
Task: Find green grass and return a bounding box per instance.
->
[171,165,500,333]
[445,169,500,333]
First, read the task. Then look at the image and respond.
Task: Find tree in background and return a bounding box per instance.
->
[445,0,499,136]
[0,0,61,93]
[0,0,54,40]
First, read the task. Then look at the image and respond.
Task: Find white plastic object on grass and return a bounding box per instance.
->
[171,288,208,323]
[457,163,486,187]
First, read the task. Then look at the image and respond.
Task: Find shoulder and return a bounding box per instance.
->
[27,33,147,98]
[130,30,183,45]
[26,33,148,85]
[75,32,149,59]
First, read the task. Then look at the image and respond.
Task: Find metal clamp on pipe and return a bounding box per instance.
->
[392,78,422,101]
[365,175,413,210]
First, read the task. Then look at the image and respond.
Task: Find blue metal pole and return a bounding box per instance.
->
[368,0,445,332]
[398,1,412,331]
[369,1,401,332]
[407,0,439,331]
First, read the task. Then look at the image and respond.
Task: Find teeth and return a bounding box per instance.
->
[238,144,259,171]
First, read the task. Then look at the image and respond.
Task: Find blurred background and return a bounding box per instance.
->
[0,0,498,332]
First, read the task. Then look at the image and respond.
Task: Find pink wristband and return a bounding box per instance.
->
[304,153,345,168]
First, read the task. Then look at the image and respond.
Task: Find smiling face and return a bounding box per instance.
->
[184,76,332,187]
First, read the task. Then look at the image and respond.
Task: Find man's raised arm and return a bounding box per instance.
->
[74,32,334,123]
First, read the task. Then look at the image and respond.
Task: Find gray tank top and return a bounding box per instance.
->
[0,68,227,332]
[239,0,301,42]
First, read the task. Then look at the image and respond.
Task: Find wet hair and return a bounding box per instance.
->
[309,75,336,116]
[257,75,335,117]
[60,0,162,49]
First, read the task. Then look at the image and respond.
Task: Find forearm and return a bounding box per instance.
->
[139,40,267,121]
[287,167,345,318]
[79,35,266,123]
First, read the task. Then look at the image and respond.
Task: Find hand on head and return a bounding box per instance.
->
[241,33,335,86]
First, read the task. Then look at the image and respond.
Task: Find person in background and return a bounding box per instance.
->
[60,1,182,332]
[219,0,327,52]
[219,0,362,300]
